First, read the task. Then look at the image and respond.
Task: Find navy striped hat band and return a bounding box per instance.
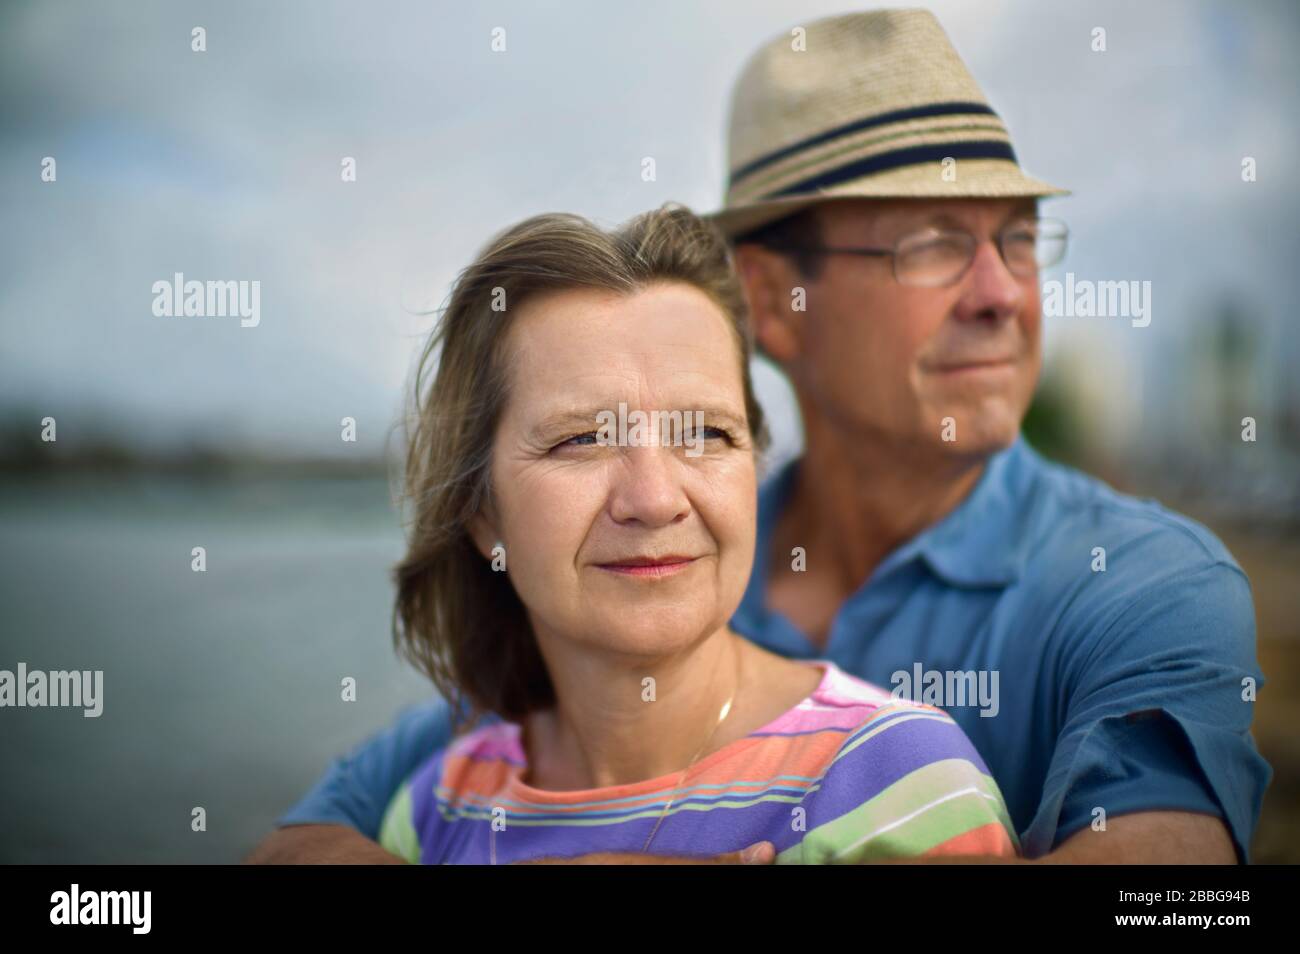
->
[729,102,1017,200]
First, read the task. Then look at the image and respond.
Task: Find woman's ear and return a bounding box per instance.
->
[468,508,501,562]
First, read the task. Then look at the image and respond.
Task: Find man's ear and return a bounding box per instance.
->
[733,244,802,365]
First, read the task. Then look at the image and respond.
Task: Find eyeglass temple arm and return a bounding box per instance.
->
[760,243,894,257]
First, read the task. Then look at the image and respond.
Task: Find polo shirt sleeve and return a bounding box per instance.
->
[1026,558,1272,862]
[276,697,456,840]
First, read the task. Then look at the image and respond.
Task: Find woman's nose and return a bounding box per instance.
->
[607,446,691,528]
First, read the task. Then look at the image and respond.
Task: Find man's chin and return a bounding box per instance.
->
[923,400,1024,458]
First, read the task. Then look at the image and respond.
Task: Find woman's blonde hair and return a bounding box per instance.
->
[393,203,770,730]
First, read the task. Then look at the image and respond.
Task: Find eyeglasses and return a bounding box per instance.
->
[761,216,1069,288]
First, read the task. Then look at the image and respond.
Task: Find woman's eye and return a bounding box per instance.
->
[556,432,599,450]
[689,426,734,444]
[551,427,734,452]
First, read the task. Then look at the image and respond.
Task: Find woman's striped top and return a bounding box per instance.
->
[378,660,1019,864]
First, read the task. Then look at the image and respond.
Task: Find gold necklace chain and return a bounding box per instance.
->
[640,636,742,854]
[489,635,743,864]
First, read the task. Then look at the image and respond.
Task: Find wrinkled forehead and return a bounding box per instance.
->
[500,283,748,422]
[814,196,1040,238]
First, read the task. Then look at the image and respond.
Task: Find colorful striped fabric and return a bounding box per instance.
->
[378,660,1020,864]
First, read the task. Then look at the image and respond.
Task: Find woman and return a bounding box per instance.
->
[378,204,1018,864]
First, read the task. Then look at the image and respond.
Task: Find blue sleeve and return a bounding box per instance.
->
[276,697,457,840]
[1025,557,1272,862]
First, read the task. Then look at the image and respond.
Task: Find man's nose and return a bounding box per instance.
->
[608,445,691,528]
[953,240,1024,323]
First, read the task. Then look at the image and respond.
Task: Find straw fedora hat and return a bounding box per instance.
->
[708,8,1069,238]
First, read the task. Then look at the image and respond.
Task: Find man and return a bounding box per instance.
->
[249,9,1269,864]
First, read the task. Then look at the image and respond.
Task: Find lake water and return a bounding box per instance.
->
[0,473,437,863]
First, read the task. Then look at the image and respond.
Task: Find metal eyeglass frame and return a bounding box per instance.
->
[758,216,1069,287]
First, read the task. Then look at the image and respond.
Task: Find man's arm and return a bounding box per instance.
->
[1016,545,1270,863]
[244,824,409,865]
[905,811,1236,864]
[1039,810,1236,863]
[859,536,1266,867]
[246,698,460,864]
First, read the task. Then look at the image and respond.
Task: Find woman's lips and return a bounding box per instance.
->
[595,557,698,577]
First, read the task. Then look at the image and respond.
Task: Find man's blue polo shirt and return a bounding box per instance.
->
[278,436,1271,860]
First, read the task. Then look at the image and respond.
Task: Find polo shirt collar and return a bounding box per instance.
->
[747,435,1034,603]
[906,435,1034,588]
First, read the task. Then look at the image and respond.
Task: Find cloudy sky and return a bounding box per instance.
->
[2,0,1297,461]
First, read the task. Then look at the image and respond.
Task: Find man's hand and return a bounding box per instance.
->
[516,842,777,865]
[243,828,777,865]
[243,824,409,865]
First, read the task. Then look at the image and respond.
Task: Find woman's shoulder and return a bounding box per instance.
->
[388,718,525,804]
[784,660,954,730]
[444,718,526,761]
[379,719,524,863]
[809,661,908,709]
[433,719,527,791]
[793,662,990,777]
[754,660,970,771]
[783,663,1019,861]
